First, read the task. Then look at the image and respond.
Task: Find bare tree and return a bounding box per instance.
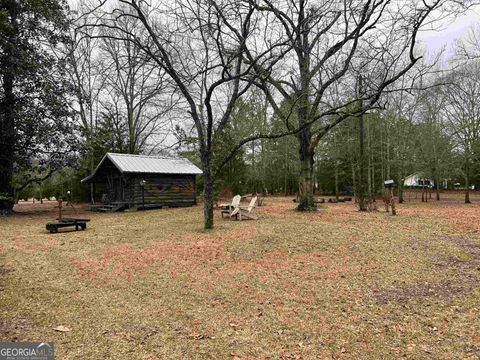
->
[245,0,475,210]
[99,13,176,154]
[415,85,454,201]
[384,89,419,204]
[66,1,107,202]
[67,10,104,140]
[442,61,480,203]
[456,23,480,60]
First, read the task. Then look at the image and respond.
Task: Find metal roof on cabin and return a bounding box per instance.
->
[107,153,202,174]
[81,153,202,183]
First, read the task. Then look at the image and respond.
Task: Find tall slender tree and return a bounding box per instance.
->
[0,0,75,213]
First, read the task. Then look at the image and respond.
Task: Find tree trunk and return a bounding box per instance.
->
[371,152,375,199]
[465,159,471,204]
[296,85,316,212]
[0,50,16,214]
[390,188,397,216]
[357,107,368,211]
[386,125,391,180]
[297,136,316,210]
[356,76,368,211]
[203,165,214,229]
[334,161,339,200]
[295,20,316,211]
[465,177,471,204]
[351,162,356,198]
[398,174,404,203]
[367,120,373,199]
[90,155,95,204]
[284,140,288,194]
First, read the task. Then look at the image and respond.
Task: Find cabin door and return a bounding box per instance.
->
[114,177,123,201]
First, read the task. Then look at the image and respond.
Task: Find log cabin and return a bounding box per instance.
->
[81,153,202,211]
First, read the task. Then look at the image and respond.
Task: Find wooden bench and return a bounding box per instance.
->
[46,218,90,233]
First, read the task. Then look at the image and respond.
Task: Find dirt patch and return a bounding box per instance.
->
[442,235,480,252]
[434,235,480,273]
[0,265,14,292]
[0,265,14,276]
[0,316,33,341]
[371,279,478,305]
[433,255,480,272]
[465,344,480,357]
[373,235,480,305]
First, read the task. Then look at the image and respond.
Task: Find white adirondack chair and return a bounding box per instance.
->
[232,196,258,220]
[221,195,241,218]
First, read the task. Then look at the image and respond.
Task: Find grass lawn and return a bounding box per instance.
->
[1,194,479,359]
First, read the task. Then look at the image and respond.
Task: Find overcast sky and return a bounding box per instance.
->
[419,6,480,61]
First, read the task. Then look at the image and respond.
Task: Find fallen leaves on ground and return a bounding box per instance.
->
[0,194,478,359]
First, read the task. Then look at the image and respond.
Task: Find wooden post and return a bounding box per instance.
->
[389,187,396,216]
[383,180,396,216]
[139,179,146,210]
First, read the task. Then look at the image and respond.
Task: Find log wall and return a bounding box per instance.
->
[130,174,197,208]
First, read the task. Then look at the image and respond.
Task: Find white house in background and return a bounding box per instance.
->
[404,174,433,188]
[403,173,448,189]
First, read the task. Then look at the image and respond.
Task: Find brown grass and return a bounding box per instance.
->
[0,194,479,359]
